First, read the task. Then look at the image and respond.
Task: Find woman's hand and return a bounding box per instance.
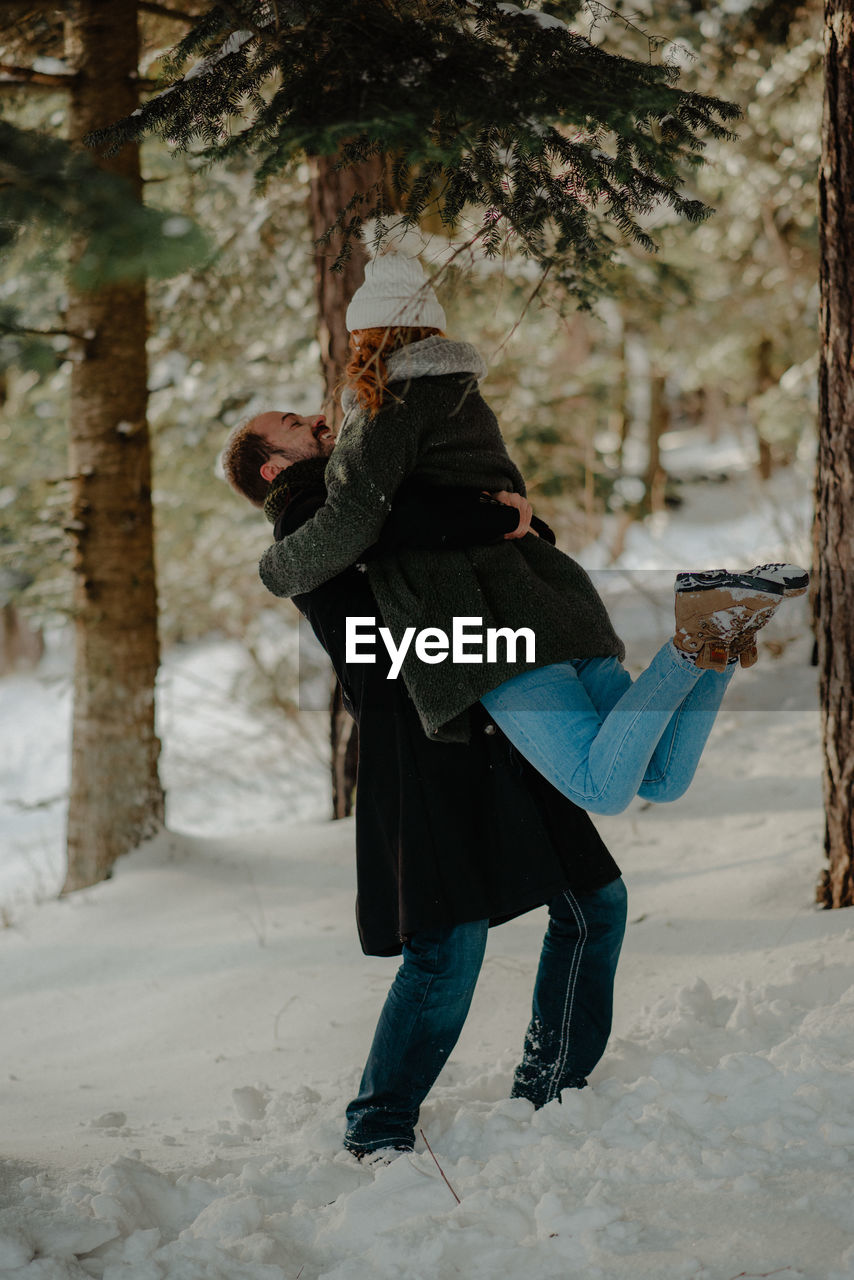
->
[488,490,538,539]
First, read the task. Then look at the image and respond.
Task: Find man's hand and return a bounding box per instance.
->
[488,490,538,539]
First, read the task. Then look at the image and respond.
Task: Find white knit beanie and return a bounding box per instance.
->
[345,221,446,332]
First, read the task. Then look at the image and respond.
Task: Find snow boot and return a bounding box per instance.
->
[673,564,809,672]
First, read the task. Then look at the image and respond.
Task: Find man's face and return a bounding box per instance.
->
[255,411,335,483]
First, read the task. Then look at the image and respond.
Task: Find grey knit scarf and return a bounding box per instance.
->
[340,337,487,416]
[385,336,487,383]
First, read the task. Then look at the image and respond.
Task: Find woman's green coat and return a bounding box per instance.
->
[260,338,624,741]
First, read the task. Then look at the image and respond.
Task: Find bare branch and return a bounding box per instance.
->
[0,62,77,88]
[139,0,198,20]
[0,63,159,91]
[0,324,86,341]
[489,263,553,362]
[419,1129,461,1204]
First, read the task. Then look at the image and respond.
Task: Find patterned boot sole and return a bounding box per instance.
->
[676,563,809,598]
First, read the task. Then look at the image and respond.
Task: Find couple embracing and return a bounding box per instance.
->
[222,225,807,1163]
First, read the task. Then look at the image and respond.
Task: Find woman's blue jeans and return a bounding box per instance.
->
[481,641,734,816]
[344,878,628,1156]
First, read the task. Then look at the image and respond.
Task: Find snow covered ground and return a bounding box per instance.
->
[3,441,853,1279]
[0,633,331,918]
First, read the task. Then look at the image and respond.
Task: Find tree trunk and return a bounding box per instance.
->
[0,601,44,673]
[644,371,669,515]
[615,323,631,471]
[63,0,164,892]
[308,154,387,816]
[309,155,388,430]
[815,0,854,908]
[755,336,775,481]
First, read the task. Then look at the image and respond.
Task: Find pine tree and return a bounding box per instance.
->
[308,155,389,817]
[0,2,204,891]
[62,0,165,891]
[91,0,739,303]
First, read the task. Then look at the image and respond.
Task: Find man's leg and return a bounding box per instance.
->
[345,919,489,1156]
[511,878,628,1108]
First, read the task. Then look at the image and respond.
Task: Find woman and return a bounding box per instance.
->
[259,227,807,817]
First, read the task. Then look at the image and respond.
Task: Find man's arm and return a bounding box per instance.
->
[369,486,555,554]
[372,487,517,552]
[274,469,554,552]
[259,400,421,598]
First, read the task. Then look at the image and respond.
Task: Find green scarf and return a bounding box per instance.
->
[262,456,330,527]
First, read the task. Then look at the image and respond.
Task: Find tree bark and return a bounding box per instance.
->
[63,0,164,892]
[815,0,854,908]
[309,154,387,818]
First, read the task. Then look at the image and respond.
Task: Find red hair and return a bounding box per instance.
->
[345,326,444,416]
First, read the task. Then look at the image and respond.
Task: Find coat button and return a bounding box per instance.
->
[484,723,496,735]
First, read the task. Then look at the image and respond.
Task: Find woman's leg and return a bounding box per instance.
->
[481,641,731,815]
[636,660,733,800]
[344,919,489,1156]
[570,652,735,802]
[511,878,628,1108]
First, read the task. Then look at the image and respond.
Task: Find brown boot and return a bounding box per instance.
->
[673,571,790,672]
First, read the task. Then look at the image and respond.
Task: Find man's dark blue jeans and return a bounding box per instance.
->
[344,877,628,1156]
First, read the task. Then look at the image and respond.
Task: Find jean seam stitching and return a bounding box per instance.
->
[545,889,587,1102]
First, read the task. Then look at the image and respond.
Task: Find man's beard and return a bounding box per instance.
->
[283,437,329,464]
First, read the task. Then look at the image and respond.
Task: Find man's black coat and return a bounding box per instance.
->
[276,460,622,957]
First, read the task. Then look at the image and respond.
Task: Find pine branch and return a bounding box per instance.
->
[82,0,739,301]
[215,1,275,42]
[578,1,691,62]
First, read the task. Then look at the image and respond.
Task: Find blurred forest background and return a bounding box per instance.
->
[1,0,844,899]
[2,1,820,636]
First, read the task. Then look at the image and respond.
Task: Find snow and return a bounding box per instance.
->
[496,3,572,34]
[30,58,70,76]
[2,433,852,1279]
[0,637,329,914]
[130,26,260,120]
[185,29,255,81]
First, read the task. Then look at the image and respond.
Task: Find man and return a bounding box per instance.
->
[222,408,537,537]
[221,411,336,504]
[222,409,627,1162]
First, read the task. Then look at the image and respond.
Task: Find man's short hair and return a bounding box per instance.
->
[221,416,280,508]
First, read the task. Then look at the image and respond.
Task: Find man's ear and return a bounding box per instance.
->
[260,458,285,483]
